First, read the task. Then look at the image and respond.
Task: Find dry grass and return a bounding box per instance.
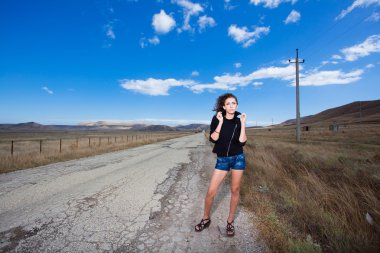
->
[0,131,191,174]
[241,124,380,253]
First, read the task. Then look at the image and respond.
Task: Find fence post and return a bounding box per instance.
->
[11,140,14,156]
[89,137,91,148]
[76,138,78,149]
[108,137,110,144]
[99,137,101,146]
[115,136,116,143]
[60,139,62,153]
[40,140,42,154]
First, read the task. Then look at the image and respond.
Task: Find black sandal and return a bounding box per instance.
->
[195,218,211,232]
[226,220,235,237]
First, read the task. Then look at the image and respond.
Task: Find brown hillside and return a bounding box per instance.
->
[282,100,380,125]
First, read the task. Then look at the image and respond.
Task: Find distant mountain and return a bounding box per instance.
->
[0,121,208,132]
[281,100,380,125]
[176,124,209,131]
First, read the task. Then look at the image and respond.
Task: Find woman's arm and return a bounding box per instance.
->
[210,121,223,141]
[210,112,223,142]
[239,113,247,143]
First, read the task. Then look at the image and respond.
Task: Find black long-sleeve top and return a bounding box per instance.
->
[209,111,246,157]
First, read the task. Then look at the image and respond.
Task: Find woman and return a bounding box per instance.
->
[195,93,247,237]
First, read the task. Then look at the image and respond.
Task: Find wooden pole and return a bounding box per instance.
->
[11,140,14,156]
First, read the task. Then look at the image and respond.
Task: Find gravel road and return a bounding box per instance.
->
[0,133,267,252]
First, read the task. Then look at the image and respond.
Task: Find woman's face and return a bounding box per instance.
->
[223,97,238,114]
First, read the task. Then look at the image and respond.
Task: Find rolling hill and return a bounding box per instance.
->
[281,100,380,126]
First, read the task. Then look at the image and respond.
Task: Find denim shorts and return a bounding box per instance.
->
[215,153,246,171]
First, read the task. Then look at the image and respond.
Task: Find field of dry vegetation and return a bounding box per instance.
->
[241,124,380,253]
[0,131,191,174]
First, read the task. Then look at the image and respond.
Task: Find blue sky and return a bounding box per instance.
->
[0,0,379,126]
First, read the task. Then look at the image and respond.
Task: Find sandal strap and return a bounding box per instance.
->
[227,220,234,231]
[196,218,210,229]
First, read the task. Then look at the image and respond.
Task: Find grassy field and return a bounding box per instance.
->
[0,130,192,174]
[241,123,380,253]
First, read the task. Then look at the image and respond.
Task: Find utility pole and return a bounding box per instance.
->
[359,101,362,124]
[289,49,305,143]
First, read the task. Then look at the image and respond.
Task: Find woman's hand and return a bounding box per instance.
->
[240,113,247,124]
[216,111,223,123]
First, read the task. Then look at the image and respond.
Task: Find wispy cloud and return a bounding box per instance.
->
[284,10,300,24]
[224,0,238,10]
[191,71,199,76]
[152,10,176,34]
[228,24,270,47]
[148,36,160,45]
[341,34,380,61]
[104,23,115,40]
[197,15,216,32]
[366,11,380,21]
[42,86,54,95]
[299,69,363,86]
[234,62,242,68]
[173,0,204,32]
[119,62,365,95]
[119,78,196,96]
[336,0,380,20]
[250,0,297,9]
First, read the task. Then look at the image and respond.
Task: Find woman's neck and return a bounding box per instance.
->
[225,112,234,119]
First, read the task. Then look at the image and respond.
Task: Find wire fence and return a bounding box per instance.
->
[1,134,161,156]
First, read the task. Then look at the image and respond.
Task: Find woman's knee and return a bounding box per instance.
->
[231,186,240,195]
[206,189,217,199]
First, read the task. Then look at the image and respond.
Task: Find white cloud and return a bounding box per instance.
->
[284,10,300,24]
[332,54,343,60]
[234,62,242,68]
[105,24,115,39]
[140,37,147,48]
[152,10,176,34]
[42,86,53,95]
[148,36,160,45]
[341,35,380,61]
[321,60,339,66]
[119,78,196,96]
[366,12,380,21]
[198,15,216,32]
[228,24,270,47]
[299,69,363,86]
[191,71,199,76]
[119,62,364,95]
[224,0,238,10]
[250,0,297,9]
[190,65,295,93]
[247,65,296,80]
[336,0,380,20]
[173,0,204,32]
[366,63,375,68]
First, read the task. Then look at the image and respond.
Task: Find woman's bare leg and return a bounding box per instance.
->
[203,169,228,219]
[227,169,244,222]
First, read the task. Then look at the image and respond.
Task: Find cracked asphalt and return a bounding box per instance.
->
[0,133,267,252]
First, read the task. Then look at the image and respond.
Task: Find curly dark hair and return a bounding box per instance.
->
[212,93,238,112]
